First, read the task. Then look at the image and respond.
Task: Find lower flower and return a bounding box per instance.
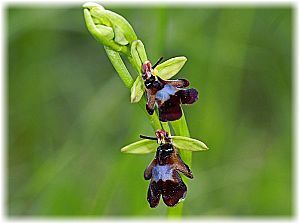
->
[143,130,193,208]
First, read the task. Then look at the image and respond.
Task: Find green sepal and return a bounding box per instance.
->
[156,56,187,80]
[121,136,208,154]
[121,139,157,154]
[172,136,209,151]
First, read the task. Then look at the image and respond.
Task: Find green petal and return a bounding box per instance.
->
[121,139,157,154]
[156,56,187,80]
[130,76,145,103]
[172,136,209,151]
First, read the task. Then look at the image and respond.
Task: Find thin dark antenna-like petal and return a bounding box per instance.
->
[152,57,164,69]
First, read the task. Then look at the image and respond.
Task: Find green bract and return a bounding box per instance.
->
[130,56,188,103]
[172,136,208,151]
[121,136,208,154]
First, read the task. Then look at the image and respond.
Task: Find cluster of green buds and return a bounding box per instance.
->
[83,2,208,210]
[83,2,137,55]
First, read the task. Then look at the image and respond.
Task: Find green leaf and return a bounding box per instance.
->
[156,56,187,80]
[131,76,145,103]
[172,136,209,151]
[121,139,157,154]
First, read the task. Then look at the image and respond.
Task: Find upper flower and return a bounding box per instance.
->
[142,59,198,122]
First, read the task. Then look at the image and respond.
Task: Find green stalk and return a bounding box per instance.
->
[167,113,191,217]
[171,111,192,167]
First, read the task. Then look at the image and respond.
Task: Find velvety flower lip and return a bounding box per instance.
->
[141,60,199,122]
[144,130,193,208]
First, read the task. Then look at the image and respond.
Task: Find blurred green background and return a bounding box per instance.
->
[7,4,293,217]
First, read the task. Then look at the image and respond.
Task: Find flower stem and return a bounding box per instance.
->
[171,112,192,170]
[167,112,192,217]
[171,112,192,178]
